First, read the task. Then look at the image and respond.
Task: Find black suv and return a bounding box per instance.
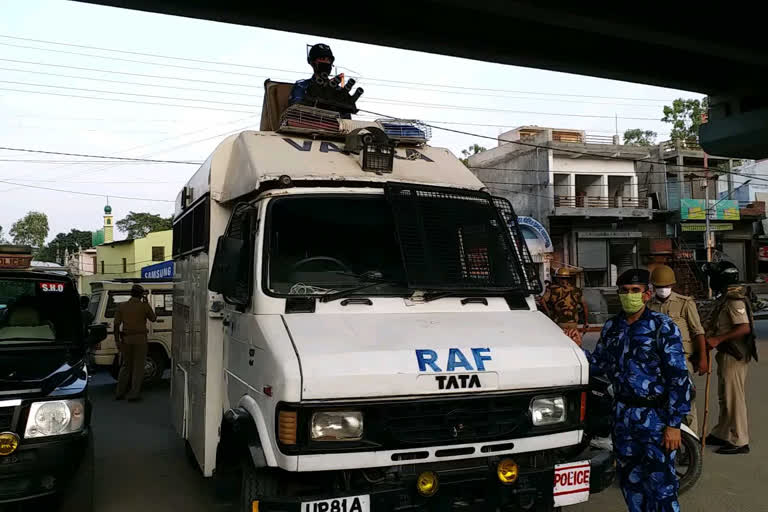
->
[0,247,106,510]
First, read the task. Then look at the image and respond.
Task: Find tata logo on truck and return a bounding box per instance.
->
[415,348,492,390]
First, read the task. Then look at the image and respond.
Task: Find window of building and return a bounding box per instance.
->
[122,258,127,273]
[152,246,164,261]
[106,218,111,225]
[101,261,104,274]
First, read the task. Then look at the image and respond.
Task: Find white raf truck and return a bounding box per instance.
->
[170,81,614,512]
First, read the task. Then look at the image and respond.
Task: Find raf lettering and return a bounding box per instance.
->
[416,348,492,390]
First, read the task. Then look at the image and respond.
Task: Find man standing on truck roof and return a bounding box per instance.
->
[542,267,589,332]
[114,284,157,401]
[290,43,335,106]
[572,269,691,512]
[648,264,707,434]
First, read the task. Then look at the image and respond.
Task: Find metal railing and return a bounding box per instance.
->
[554,196,652,208]
[661,139,701,153]
[584,134,618,145]
[549,132,618,145]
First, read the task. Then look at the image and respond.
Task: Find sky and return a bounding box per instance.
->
[0,0,704,242]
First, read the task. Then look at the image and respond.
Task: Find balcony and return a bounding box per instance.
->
[554,196,653,208]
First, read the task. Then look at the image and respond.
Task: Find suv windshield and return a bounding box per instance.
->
[0,276,82,344]
[265,191,534,297]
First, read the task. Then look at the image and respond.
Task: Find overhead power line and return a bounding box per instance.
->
[0,146,201,164]
[0,64,662,109]
[0,86,257,114]
[358,108,729,174]
[0,34,676,102]
[0,178,174,202]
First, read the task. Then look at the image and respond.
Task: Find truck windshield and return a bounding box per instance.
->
[0,277,82,345]
[266,193,531,296]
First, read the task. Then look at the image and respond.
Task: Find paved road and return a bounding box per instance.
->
[85,323,768,511]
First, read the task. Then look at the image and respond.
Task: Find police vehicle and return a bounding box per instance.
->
[0,246,106,509]
[170,80,614,511]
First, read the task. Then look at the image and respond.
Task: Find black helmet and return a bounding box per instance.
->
[307,43,334,64]
[616,268,650,287]
[703,261,739,292]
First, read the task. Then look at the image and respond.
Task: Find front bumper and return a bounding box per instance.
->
[258,447,614,511]
[0,429,90,503]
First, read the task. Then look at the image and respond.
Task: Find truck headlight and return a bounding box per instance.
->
[310,411,363,441]
[530,396,566,426]
[24,399,86,439]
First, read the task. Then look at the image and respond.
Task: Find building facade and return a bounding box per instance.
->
[468,126,764,322]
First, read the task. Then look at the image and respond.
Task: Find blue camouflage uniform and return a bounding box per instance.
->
[585,307,692,512]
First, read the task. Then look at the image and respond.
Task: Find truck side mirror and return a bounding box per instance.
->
[86,323,107,346]
[209,236,249,304]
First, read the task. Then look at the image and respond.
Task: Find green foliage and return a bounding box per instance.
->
[116,211,172,239]
[623,128,657,146]
[460,144,487,166]
[661,97,708,142]
[10,211,49,249]
[37,229,93,264]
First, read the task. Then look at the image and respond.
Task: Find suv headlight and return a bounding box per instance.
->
[530,396,566,426]
[24,399,86,439]
[310,411,363,441]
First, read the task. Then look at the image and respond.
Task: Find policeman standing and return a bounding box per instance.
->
[648,264,707,433]
[542,267,589,332]
[572,269,691,511]
[114,284,157,401]
[704,262,757,455]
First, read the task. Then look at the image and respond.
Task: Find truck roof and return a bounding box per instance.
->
[175,130,483,214]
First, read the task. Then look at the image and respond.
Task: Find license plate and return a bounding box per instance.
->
[553,460,591,507]
[301,495,370,512]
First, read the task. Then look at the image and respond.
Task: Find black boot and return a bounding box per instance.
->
[716,444,750,455]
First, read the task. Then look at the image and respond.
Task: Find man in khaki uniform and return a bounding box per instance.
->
[542,267,589,332]
[114,284,157,401]
[648,265,707,433]
[704,262,756,455]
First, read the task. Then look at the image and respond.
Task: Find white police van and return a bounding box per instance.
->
[170,80,614,512]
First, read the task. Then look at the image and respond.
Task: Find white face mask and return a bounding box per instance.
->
[655,287,672,299]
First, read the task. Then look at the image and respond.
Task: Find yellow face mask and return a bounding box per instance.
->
[619,292,645,314]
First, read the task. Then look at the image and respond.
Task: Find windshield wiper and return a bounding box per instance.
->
[319,274,407,303]
[419,288,522,303]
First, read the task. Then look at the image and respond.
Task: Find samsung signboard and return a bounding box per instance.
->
[141,260,174,280]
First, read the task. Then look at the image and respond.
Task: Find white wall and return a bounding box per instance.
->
[553,156,635,175]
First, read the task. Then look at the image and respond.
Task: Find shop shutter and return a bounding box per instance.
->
[578,239,607,269]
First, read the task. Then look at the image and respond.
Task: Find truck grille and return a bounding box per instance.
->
[379,394,534,447]
[0,407,14,431]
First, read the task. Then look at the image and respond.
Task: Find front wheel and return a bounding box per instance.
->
[676,430,702,495]
[143,348,166,385]
[240,458,279,512]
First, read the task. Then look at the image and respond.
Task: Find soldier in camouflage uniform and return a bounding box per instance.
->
[542,267,589,331]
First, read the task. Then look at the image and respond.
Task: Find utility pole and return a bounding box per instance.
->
[704,152,712,298]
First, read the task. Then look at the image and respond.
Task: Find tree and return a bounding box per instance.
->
[37,229,93,264]
[661,97,708,143]
[623,128,657,146]
[116,211,173,239]
[460,144,487,166]
[10,211,49,249]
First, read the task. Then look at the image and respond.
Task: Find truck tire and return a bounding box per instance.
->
[143,347,166,385]
[677,430,702,495]
[240,457,279,512]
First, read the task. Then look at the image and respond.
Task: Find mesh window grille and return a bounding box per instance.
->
[385,183,541,294]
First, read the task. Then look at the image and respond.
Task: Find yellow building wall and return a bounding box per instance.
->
[82,230,173,295]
